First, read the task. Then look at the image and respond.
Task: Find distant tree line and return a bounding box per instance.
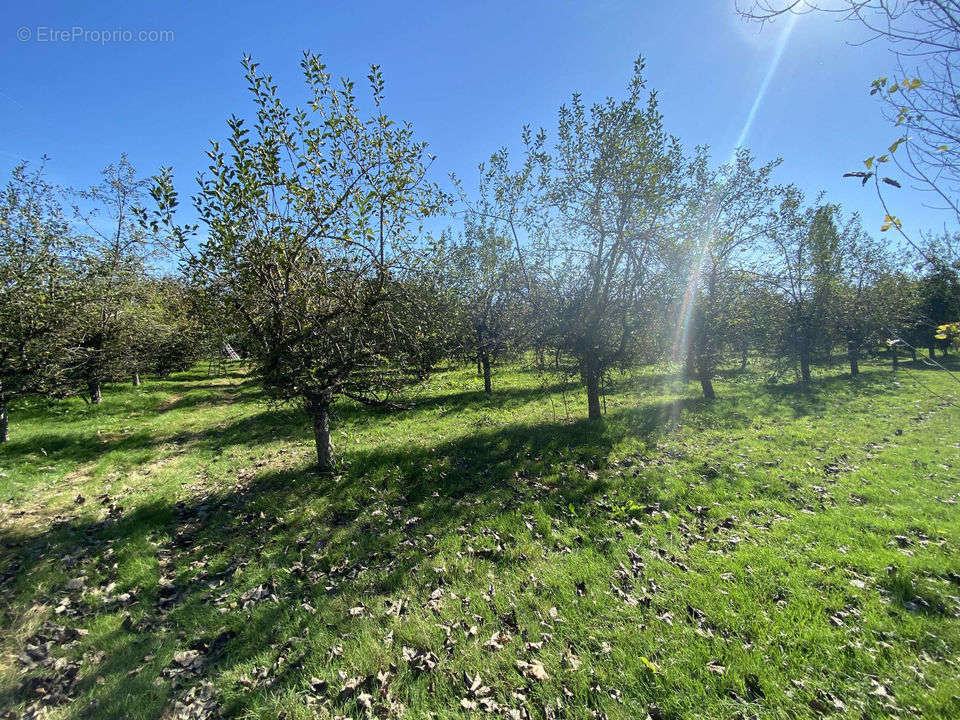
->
[4,53,959,468]
[0,157,212,442]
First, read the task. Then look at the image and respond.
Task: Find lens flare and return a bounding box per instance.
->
[667,12,799,426]
[734,12,800,154]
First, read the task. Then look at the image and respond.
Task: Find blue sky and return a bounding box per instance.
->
[1,0,953,242]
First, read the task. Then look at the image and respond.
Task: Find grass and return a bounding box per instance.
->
[1,357,959,719]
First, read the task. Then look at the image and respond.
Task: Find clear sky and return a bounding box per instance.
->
[2,0,954,242]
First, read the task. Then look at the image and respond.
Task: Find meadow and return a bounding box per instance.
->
[1,359,959,719]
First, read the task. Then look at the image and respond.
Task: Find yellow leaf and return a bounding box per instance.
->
[864,156,874,170]
[640,656,660,674]
[938,145,949,152]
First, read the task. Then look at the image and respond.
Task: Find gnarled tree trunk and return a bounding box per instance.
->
[0,402,8,443]
[132,372,141,387]
[583,355,602,420]
[88,380,102,405]
[305,393,334,471]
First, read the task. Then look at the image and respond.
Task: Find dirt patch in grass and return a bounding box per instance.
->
[156,395,184,413]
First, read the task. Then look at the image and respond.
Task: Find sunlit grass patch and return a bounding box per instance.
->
[1,359,959,719]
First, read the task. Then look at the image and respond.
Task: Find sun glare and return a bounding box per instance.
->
[667,10,799,424]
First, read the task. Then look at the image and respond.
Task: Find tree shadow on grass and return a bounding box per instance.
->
[0,375,270,472]
[752,369,896,418]
[0,407,290,474]
[0,363,904,718]
[903,354,960,371]
[0,403,662,719]
[881,569,955,618]
[0,430,163,470]
[331,379,579,427]
[162,366,250,383]
[154,382,261,415]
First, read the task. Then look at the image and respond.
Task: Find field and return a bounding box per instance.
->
[1,359,959,719]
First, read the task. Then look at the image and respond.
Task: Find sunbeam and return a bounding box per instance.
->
[669,12,799,425]
[734,12,800,154]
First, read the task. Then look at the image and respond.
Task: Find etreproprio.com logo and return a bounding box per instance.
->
[17,26,175,44]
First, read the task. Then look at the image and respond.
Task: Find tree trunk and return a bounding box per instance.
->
[848,346,859,376]
[891,347,899,370]
[132,372,141,387]
[481,352,492,393]
[695,339,716,400]
[584,357,602,420]
[305,394,334,471]
[0,403,8,443]
[88,380,102,405]
[698,368,716,400]
[929,345,936,360]
[740,346,748,370]
[910,347,917,362]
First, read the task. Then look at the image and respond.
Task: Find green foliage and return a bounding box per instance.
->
[677,146,782,397]
[762,193,886,381]
[145,53,448,467]
[443,190,528,391]
[515,58,687,417]
[0,161,79,436]
[65,154,160,401]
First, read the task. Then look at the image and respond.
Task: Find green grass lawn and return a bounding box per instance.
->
[1,358,959,719]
